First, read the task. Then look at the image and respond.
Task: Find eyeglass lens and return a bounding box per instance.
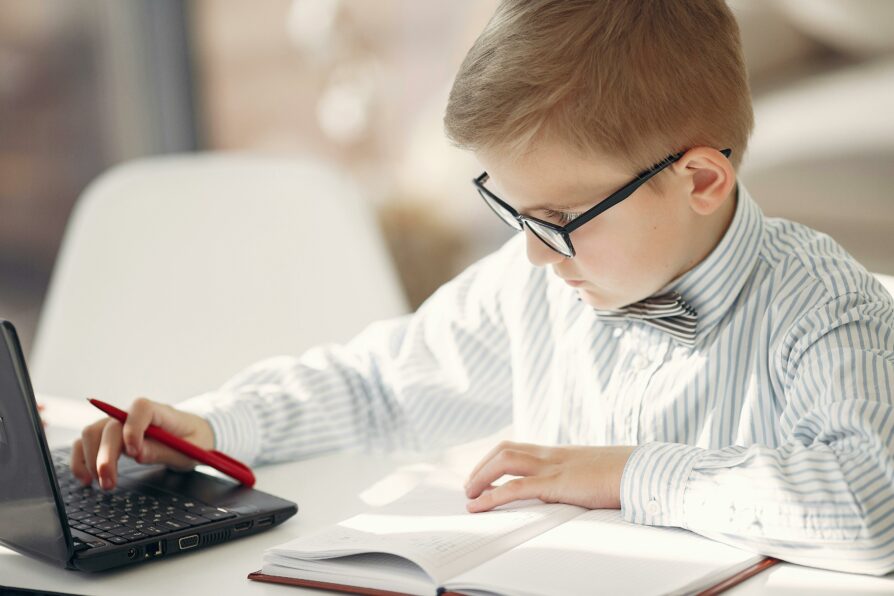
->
[478,189,572,256]
[526,221,572,256]
[478,189,522,230]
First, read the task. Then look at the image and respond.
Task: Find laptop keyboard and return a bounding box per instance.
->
[50,449,237,551]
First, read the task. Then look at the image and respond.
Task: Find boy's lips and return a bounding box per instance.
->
[563,279,585,287]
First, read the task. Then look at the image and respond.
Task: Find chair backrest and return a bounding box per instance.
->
[30,153,408,405]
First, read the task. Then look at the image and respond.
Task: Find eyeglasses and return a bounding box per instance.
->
[473,148,732,258]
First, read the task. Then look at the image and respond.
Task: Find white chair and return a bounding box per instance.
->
[877,273,894,299]
[29,153,409,406]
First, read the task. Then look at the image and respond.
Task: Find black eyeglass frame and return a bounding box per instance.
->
[473,147,732,258]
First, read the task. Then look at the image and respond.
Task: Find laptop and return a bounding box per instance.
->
[0,319,298,572]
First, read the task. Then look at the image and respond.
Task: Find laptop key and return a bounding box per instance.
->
[94,521,121,531]
[71,539,90,553]
[160,519,187,531]
[96,532,115,539]
[201,509,237,521]
[171,511,212,526]
[121,531,147,542]
[142,526,165,536]
[107,536,127,545]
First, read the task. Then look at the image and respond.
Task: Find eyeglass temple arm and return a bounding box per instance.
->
[564,147,732,233]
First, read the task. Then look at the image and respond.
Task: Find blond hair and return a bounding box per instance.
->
[444,0,753,174]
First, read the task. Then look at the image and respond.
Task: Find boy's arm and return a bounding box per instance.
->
[176,236,524,468]
[620,286,894,576]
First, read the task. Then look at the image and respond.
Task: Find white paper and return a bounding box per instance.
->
[264,470,584,587]
[446,509,763,596]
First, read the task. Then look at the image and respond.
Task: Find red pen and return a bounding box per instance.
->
[88,397,256,488]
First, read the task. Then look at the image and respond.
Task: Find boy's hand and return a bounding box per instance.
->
[463,441,636,513]
[71,397,215,491]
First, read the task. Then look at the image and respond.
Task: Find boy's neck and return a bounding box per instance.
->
[679,183,739,280]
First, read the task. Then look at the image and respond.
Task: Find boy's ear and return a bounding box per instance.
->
[672,147,736,215]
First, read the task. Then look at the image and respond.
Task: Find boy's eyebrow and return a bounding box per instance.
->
[483,175,603,212]
[525,198,594,212]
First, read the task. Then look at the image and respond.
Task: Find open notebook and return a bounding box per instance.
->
[247,471,776,596]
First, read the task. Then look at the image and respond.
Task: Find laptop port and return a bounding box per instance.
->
[233,521,252,532]
[127,547,137,559]
[178,534,200,550]
[256,516,274,528]
[145,541,163,557]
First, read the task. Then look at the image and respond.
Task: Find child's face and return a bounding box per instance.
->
[475,139,714,310]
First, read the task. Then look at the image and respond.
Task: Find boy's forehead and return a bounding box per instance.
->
[475,143,629,210]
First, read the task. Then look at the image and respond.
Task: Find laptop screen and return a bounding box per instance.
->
[0,320,72,566]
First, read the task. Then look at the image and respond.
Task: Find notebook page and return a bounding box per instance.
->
[263,552,435,596]
[446,508,764,596]
[264,471,585,586]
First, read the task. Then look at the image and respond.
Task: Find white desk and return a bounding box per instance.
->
[3,396,894,595]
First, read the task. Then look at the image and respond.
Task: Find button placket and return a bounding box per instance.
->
[630,331,672,443]
[631,353,649,371]
[619,328,647,443]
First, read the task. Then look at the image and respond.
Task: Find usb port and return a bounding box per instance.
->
[233,521,252,532]
[178,534,199,550]
[256,516,274,528]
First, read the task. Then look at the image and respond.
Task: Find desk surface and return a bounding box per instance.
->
[3,396,894,596]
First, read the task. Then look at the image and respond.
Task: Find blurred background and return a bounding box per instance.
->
[2,0,893,358]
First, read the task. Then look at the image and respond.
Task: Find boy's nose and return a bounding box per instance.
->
[524,227,566,267]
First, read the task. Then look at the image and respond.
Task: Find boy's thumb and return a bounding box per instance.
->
[138,439,197,471]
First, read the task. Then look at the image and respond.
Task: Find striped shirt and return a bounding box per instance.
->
[178,183,894,576]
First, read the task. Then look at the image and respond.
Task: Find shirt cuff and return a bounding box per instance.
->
[620,441,705,528]
[175,391,264,468]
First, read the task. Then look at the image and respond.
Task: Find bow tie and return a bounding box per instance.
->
[588,291,698,347]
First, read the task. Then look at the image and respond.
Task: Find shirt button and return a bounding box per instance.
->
[632,354,649,370]
[646,499,661,516]
[612,328,623,339]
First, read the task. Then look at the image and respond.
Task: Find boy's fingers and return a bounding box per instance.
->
[465,449,542,499]
[70,438,91,485]
[79,421,105,483]
[465,440,518,487]
[467,477,543,513]
[121,397,159,457]
[465,441,543,489]
[96,419,123,489]
[138,439,197,471]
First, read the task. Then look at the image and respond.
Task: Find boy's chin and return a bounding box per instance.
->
[576,287,626,311]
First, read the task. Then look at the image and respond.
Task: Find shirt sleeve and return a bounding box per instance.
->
[620,284,894,576]
[176,236,524,468]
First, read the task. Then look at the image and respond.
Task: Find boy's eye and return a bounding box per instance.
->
[541,208,581,225]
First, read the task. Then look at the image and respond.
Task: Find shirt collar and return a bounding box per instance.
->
[658,181,764,341]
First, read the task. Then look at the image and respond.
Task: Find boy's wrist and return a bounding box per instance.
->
[620,442,705,528]
[176,390,263,467]
[186,412,216,451]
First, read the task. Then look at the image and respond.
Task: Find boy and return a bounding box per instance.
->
[72,0,894,576]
